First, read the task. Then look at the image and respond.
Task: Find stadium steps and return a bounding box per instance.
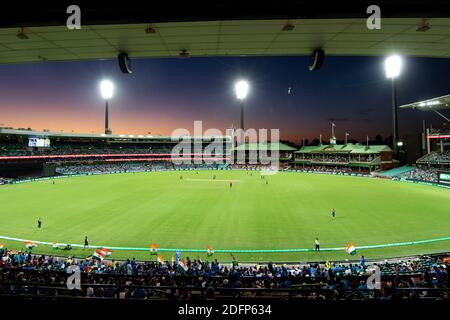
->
[377,165,415,178]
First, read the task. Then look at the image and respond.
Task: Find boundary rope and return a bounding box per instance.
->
[1,235,450,253]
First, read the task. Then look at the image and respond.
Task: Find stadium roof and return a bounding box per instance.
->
[4,1,449,28]
[2,17,450,64]
[399,94,450,111]
[233,142,297,151]
[0,128,231,142]
[295,143,391,154]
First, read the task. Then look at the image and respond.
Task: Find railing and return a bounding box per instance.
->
[368,156,381,166]
[1,281,448,301]
[293,157,379,166]
[1,267,430,281]
[0,153,230,161]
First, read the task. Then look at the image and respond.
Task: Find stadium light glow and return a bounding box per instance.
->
[99,79,114,134]
[419,100,440,107]
[235,80,249,100]
[384,55,402,78]
[99,79,114,99]
[234,80,249,144]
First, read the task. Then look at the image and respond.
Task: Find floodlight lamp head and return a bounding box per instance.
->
[385,55,402,78]
[235,80,249,100]
[100,79,114,99]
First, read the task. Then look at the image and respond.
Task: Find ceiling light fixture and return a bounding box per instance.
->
[179,49,190,59]
[282,20,295,31]
[16,27,29,39]
[416,18,430,32]
[145,24,156,34]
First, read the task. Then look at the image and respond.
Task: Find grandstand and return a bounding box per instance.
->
[3,127,449,186]
[395,151,449,185]
[0,128,231,178]
[293,143,393,173]
[1,128,401,178]
[0,128,231,156]
[397,94,450,184]
[232,142,297,167]
[417,151,450,165]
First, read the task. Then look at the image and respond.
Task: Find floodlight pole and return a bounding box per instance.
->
[240,99,244,144]
[391,78,399,157]
[105,100,111,134]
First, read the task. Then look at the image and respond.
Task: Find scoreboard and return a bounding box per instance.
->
[28,136,50,148]
[438,172,450,186]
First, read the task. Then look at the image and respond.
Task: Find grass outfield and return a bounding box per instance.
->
[0,170,449,262]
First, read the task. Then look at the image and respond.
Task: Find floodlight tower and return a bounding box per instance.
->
[384,55,402,157]
[234,80,249,144]
[100,79,114,135]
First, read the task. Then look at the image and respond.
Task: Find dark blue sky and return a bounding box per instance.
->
[0,55,449,143]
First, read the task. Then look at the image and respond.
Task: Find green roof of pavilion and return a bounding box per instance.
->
[294,143,391,154]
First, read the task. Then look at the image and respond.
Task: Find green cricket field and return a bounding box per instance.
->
[0,170,449,262]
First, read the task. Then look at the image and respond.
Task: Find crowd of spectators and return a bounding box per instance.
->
[0,141,233,158]
[0,142,174,157]
[293,165,370,175]
[55,162,172,175]
[418,151,450,164]
[0,247,448,300]
[54,163,222,176]
[230,164,279,170]
[296,154,376,163]
[3,163,370,183]
[0,142,24,156]
[0,177,13,185]
[399,166,441,183]
[173,163,220,170]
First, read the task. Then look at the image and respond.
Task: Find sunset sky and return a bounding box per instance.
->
[0,55,449,143]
